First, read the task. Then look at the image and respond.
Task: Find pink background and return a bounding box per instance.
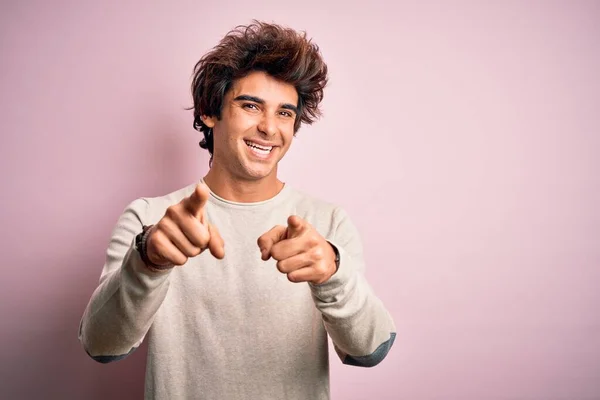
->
[1,1,599,399]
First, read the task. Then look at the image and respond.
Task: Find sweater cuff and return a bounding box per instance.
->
[309,242,355,302]
[122,241,173,292]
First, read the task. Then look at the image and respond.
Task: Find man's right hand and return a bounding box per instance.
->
[145,182,225,268]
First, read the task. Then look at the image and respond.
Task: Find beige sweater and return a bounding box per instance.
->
[79,181,396,400]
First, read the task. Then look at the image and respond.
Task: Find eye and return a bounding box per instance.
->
[279,110,294,118]
[242,103,259,111]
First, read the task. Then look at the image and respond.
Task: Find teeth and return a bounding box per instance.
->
[245,140,273,152]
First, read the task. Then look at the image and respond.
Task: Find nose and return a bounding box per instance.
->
[257,114,278,137]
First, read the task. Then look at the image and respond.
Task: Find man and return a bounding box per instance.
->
[79,21,396,400]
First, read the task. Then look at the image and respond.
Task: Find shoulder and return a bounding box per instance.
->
[286,186,353,233]
[124,182,198,224]
[287,186,341,217]
[144,182,197,208]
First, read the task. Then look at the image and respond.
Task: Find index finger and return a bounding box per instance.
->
[185,182,210,220]
[286,215,306,239]
[257,225,287,260]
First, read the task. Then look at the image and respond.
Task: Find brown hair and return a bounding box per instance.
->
[190,21,328,164]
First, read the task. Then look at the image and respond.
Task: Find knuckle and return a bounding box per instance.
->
[148,239,165,261]
[199,227,211,246]
[270,246,281,260]
[155,219,167,233]
[312,246,325,260]
[189,247,202,257]
[173,255,188,266]
[187,223,208,248]
[165,205,179,219]
[313,261,326,275]
[148,231,163,251]
[307,235,319,247]
[182,246,198,258]
[276,260,286,273]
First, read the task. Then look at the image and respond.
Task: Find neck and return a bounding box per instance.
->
[203,164,284,203]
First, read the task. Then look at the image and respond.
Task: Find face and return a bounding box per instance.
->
[202,70,298,182]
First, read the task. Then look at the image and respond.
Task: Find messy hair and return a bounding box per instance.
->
[190,21,329,164]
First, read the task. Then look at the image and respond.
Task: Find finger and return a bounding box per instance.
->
[178,214,211,249]
[184,182,210,220]
[207,223,225,260]
[286,215,305,239]
[159,218,202,257]
[270,236,308,261]
[148,229,188,266]
[275,252,312,274]
[257,225,287,260]
[286,265,320,284]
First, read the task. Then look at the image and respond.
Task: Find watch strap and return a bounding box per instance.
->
[135,225,173,270]
[328,241,341,272]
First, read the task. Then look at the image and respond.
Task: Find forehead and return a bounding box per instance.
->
[228,70,298,106]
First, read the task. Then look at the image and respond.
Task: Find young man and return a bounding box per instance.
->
[79,21,396,400]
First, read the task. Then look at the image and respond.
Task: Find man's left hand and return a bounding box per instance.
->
[257,215,337,285]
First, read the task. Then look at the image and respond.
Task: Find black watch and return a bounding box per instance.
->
[328,241,341,272]
[135,225,172,270]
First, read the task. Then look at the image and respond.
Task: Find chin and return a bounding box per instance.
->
[241,165,275,180]
[237,153,279,180]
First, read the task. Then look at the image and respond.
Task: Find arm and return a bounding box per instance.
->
[309,208,397,367]
[78,198,173,363]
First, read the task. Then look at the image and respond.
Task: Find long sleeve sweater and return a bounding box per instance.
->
[79,181,396,400]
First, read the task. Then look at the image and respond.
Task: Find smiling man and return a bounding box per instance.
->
[79,21,396,400]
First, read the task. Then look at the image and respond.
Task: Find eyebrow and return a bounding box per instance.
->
[233,94,299,115]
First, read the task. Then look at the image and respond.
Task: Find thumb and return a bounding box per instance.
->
[207,223,225,260]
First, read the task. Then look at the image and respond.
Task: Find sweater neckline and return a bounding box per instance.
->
[199,179,292,210]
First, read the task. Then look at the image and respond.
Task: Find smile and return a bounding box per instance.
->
[244,140,274,154]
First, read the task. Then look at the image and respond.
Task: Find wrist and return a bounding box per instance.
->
[311,241,340,285]
[135,225,174,271]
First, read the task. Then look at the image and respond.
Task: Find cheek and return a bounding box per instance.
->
[220,109,253,139]
[281,123,296,145]
[234,107,261,128]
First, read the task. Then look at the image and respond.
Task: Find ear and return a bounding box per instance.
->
[201,115,217,128]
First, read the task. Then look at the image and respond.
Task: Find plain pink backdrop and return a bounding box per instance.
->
[1,1,599,399]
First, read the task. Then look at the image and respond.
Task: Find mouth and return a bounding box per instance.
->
[244,140,274,156]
